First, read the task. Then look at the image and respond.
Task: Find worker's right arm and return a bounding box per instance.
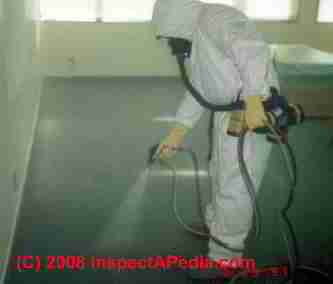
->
[157,38,206,160]
[156,90,205,160]
[175,90,206,128]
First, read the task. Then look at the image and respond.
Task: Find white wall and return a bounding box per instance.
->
[7,0,42,197]
[0,0,11,277]
[40,0,333,77]
[0,0,42,281]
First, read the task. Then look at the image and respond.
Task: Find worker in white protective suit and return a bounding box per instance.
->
[152,0,280,280]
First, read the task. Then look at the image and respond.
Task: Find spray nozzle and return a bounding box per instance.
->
[148,144,187,164]
[148,144,160,164]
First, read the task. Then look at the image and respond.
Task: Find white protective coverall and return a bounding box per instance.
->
[152,0,280,261]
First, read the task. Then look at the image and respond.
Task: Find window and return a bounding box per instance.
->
[101,0,155,22]
[203,0,298,21]
[318,0,333,23]
[244,0,298,21]
[40,0,97,21]
[40,0,298,22]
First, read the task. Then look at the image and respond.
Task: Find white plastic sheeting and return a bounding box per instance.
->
[272,44,333,76]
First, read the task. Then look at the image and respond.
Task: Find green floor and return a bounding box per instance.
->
[4,77,333,283]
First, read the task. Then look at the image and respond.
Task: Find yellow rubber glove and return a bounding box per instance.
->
[244,96,268,130]
[157,124,189,160]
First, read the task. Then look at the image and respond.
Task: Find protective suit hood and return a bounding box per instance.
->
[152,0,204,41]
